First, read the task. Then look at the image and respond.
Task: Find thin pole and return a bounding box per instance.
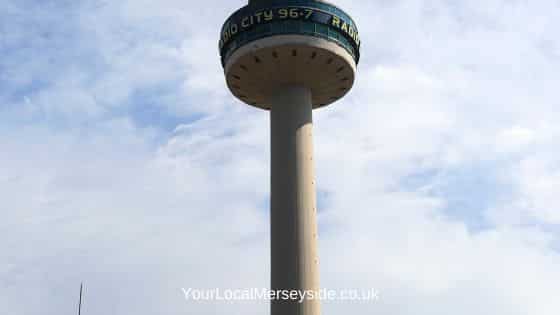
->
[78,283,83,315]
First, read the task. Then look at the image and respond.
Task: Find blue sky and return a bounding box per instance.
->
[1,0,560,314]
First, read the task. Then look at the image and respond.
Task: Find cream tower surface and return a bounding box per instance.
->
[219,1,360,314]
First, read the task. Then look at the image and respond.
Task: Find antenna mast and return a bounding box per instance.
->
[78,283,83,315]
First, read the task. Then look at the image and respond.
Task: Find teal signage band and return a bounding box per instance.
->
[219,1,361,67]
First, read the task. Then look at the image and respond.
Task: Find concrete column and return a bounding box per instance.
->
[270,86,320,315]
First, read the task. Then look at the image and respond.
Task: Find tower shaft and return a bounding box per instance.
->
[270,86,320,315]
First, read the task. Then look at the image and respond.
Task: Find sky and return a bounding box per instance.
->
[1,0,560,314]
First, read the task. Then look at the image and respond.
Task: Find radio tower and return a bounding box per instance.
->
[219,1,360,314]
